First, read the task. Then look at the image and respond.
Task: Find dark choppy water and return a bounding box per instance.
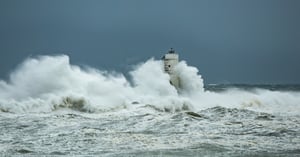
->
[1,85,300,156]
[0,56,300,156]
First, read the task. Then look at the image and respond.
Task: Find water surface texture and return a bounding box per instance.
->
[0,55,299,156]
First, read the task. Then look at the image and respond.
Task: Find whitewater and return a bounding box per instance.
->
[0,55,299,156]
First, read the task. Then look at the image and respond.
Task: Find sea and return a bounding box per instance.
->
[0,55,299,156]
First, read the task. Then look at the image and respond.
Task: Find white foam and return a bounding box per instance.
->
[0,55,299,115]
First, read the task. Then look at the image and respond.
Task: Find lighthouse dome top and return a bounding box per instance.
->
[168,48,176,54]
[163,48,179,60]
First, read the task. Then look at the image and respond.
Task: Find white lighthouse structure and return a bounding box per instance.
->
[162,48,180,89]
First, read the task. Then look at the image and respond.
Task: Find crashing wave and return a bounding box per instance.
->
[0,54,299,114]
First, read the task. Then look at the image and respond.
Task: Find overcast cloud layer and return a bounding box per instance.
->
[0,0,299,84]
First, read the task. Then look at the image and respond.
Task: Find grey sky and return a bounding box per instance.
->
[0,0,299,84]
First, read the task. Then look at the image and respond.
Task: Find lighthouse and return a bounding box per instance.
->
[162,48,180,89]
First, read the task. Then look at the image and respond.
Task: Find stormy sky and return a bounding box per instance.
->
[0,0,299,84]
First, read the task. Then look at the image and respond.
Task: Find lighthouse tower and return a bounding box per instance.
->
[162,48,180,89]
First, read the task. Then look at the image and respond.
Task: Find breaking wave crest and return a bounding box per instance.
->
[0,55,299,114]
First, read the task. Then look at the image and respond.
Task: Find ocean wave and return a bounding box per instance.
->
[0,55,299,114]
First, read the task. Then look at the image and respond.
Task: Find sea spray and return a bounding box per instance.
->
[1,55,300,156]
[130,58,178,97]
[0,55,134,112]
[0,55,299,114]
[173,61,205,94]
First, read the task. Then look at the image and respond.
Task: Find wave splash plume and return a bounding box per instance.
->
[0,55,300,156]
[0,55,299,115]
